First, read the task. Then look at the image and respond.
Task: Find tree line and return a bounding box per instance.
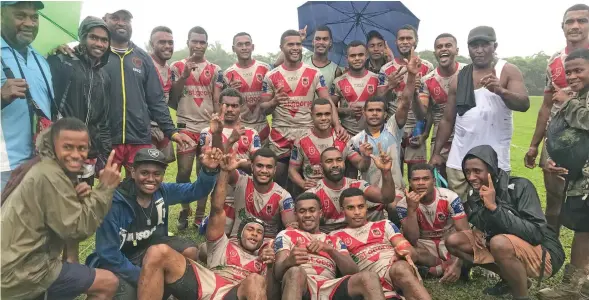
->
[170,42,550,96]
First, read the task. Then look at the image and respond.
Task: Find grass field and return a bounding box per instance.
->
[77,96,573,299]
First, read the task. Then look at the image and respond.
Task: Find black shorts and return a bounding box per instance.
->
[127,236,195,266]
[35,262,96,300]
[561,195,589,232]
[167,259,239,300]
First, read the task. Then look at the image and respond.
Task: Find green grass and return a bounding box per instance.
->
[77,96,572,299]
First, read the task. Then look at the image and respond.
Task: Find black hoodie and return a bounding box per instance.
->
[462,145,564,277]
[47,16,112,161]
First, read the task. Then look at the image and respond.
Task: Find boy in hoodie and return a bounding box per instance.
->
[86,146,219,299]
[1,118,121,300]
[444,145,564,300]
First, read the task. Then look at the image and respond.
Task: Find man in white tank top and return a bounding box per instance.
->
[430,26,530,203]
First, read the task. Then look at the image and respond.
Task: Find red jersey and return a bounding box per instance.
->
[331,70,379,135]
[223,60,271,126]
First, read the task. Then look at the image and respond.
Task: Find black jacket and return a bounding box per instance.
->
[103,42,177,145]
[462,145,564,277]
[47,18,112,160]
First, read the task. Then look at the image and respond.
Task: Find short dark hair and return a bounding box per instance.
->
[188,26,208,41]
[295,192,322,207]
[149,26,172,45]
[320,146,341,161]
[219,88,244,105]
[315,25,333,40]
[339,188,365,207]
[311,98,332,112]
[397,24,419,44]
[366,30,384,43]
[346,40,366,52]
[281,29,300,46]
[233,32,252,44]
[50,117,89,143]
[434,33,457,46]
[565,48,589,62]
[363,95,389,112]
[409,163,434,178]
[564,4,589,20]
[251,147,277,164]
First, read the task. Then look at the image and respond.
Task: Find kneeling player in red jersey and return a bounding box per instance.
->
[137,150,274,300]
[274,193,387,300]
[331,188,432,300]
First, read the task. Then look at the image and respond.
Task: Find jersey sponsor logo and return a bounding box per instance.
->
[253,135,261,148]
[199,133,207,147]
[397,207,408,219]
[451,198,464,213]
[378,73,386,85]
[290,146,299,161]
[274,236,283,252]
[283,197,294,210]
[262,81,268,93]
[319,74,326,87]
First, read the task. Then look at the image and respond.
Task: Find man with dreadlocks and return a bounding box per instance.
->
[137,150,273,300]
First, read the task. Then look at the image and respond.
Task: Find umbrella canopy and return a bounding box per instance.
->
[32,1,82,55]
[297,1,419,67]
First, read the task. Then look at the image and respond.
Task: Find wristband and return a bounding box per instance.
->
[171,132,179,139]
[395,240,412,253]
[202,166,220,175]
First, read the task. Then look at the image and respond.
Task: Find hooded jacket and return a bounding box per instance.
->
[0,129,116,299]
[47,16,112,161]
[85,170,217,286]
[462,145,564,277]
[104,40,177,145]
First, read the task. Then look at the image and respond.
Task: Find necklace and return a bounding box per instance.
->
[139,200,154,226]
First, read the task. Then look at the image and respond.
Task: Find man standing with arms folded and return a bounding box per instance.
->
[525,4,589,237]
[170,26,223,230]
[149,26,176,164]
[223,32,272,142]
[430,26,530,203]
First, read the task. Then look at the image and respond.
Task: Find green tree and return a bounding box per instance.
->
[505,52,549,96]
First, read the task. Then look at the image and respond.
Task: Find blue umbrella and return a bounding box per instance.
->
[297,1,419,67]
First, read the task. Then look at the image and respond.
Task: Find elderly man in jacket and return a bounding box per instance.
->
[1,118,121,300]
[445,145,565,300]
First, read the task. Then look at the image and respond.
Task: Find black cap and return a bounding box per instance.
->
[468,26,496,44]
[105,9,133,19]
[133,148,167,167]
[1,1,44,9]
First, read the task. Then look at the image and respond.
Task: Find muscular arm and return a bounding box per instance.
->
[432,80,457,156]
[400,211,420,246]
[498,64,530,112]
[529,92,553,148]
[206,170,229,241]
[348,154,371,172]
[170,77,188,111]
[328,248,359,275]
[260,94,278,115]
[413,93,430,120]
[213,85,222,113]
[364,169,395,205]
[288,164,306,190]
[274,250,294,280]
[395,72,415,128]
[454,216,470,232]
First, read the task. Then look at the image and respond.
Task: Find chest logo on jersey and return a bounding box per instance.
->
[344,237,353,246]
[256,73,263,83]
[437,212,447,222]
[254,261,262,271]
[266,204,273,215]
[434,86,442,96]
[204,69,211,78]
[302,77,309,87]
[296,236,306,245]
[367,84,375,94]
[230,249,238,257]
[132,57,142,68]
[344,86,351,94]
[372,228,382,237]
[241,135,250,146]
[247,193,255,203]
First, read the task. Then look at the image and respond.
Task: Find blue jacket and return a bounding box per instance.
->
[85,170,217,285]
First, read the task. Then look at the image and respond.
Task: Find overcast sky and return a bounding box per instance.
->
[80,0,582,59]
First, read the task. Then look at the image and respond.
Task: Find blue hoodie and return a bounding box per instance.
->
[85,170,217,285]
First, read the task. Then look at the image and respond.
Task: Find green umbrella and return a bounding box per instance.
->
[31,1,82,55]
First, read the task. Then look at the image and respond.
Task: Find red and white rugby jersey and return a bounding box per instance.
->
[171,59,223,132]
[419,62,466,141]
[396,187,466,240]
[223,60,271,126]
[230,172,294,238]
[544,47,586,118]
[274,228,348,280]
[289,129,358,181]
[378,57,434,131]
[331,70,379,135]
[199,126,261,161]
[330,220,402,277]
[207,234,267,283]
[150,55,173,101]
[261,63,327,128]
[306,178,371,232]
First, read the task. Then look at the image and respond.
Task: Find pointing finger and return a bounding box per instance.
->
[487,173,494,189]
[106,150,116,169]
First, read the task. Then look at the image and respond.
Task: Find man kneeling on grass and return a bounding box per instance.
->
[274,192,387,300]
[137,149,273,300]
[332,188,432,300]
[85,146,219,299]
[445,145,565,300]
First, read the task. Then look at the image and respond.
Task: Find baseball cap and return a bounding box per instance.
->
[467,26,496,44]
[133,148,167,167]
[104,9,133,19]
[1,1,44,9]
